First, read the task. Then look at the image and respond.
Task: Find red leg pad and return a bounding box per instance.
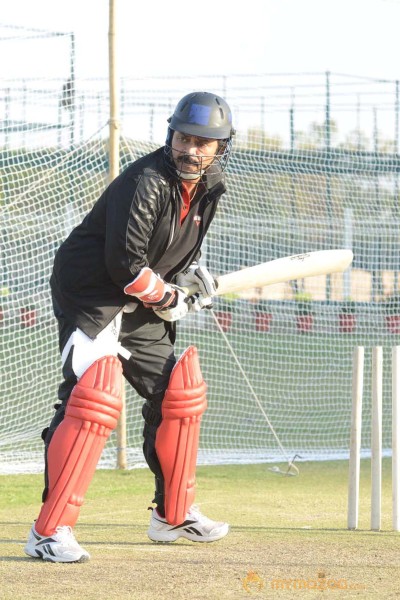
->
[155,346,207,525]
[35,356,123,536]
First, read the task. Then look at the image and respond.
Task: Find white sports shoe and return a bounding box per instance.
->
[147,505,229,543]
[24,524,90,563]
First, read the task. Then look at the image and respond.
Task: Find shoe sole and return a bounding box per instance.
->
[24,548,90,563]
[147,526,229,543]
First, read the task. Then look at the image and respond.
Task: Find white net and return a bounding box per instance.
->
[1,25,400,473]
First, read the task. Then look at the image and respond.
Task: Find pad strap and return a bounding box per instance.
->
[35,356,123,536]
[155,346,207,525]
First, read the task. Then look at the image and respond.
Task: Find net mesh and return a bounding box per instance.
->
[1,24,400,473]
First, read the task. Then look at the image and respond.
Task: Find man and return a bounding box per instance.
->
[25,91,235,563]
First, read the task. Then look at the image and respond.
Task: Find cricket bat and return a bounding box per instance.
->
[181,249,354,296]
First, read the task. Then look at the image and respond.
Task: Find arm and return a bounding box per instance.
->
[124,267,178,309]
[104,172,163,290]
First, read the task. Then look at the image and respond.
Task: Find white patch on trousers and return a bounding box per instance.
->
[60,311,130,379]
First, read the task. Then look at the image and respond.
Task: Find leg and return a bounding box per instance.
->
[118,305,176,515]
[155,345,207,525]
[119,306,229,543]
[148,346,229,542]
[35,355,123,536]
[25,311,124,563]
[41,343,77,503]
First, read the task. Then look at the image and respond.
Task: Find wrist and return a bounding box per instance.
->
[124,267,174,308]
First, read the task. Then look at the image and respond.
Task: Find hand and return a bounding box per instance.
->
[187,293,213,312]
[153,287,190,322]
[176,263,217,297]
[124,267,176,309]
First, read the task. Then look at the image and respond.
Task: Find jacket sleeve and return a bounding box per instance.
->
[104,171,164,289]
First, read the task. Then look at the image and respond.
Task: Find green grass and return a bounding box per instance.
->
[1,460,400,599]
[2,325,400,463]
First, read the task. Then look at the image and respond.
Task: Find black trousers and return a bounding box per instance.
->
[43,302,176,511]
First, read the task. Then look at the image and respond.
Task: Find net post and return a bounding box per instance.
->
[108,0,126,469]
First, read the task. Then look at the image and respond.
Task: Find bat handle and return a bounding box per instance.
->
[180,283,200,296]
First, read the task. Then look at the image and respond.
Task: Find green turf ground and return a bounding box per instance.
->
[1,460,399,599]
[2,325,400,466]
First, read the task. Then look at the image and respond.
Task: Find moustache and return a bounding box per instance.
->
[176,155,201,166]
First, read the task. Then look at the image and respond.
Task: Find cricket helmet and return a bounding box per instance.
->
[168,91,235,140]
[164,91,235,179]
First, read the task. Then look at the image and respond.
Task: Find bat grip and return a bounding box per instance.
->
[180,283,200,296]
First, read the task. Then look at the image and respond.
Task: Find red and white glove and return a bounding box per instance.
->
[124,267,177,309]
[125,267,192,322]
[125,266,215,322]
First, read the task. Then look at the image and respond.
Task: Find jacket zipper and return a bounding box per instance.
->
[166,220,175,250]
[166,184,188,249]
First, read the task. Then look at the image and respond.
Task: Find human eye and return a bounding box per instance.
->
[197,138,211,149]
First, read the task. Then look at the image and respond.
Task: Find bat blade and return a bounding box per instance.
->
[182,249,354,296]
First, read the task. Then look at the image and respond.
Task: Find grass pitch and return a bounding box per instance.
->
[1,461,399,599]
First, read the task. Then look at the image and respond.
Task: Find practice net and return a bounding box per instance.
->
[1,28,400,473]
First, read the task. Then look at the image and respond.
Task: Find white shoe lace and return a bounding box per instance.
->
[187,505,212,525]
[54,525,78,544]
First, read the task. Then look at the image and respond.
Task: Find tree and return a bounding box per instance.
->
[339,128,370,151]
[295,119,338,149]
[245,128,283,151]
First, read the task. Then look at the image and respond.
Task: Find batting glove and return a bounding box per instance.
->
[187,293,213,312]
[153,287,190,322]
[176,263,218,298]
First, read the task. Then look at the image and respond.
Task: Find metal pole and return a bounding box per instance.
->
[343,207,353,300]
[108,0,120,182]
[325,71,332,300]
[149,105,154,143]
[325,71,331,150]
[5,88,10,148]
[22,82,27,147]
[290,89,295,152]
[260,96,265,148]
[395,81,399,180]
[58,98,62,147]
[108,0,126,470]
[373,107,383,299]
[69,32,76,149]
[394,82,399,291]
[289,90,297,223]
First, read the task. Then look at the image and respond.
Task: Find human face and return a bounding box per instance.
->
[171,131,219,180]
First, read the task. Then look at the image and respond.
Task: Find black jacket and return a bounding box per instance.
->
[50,147,226,338]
